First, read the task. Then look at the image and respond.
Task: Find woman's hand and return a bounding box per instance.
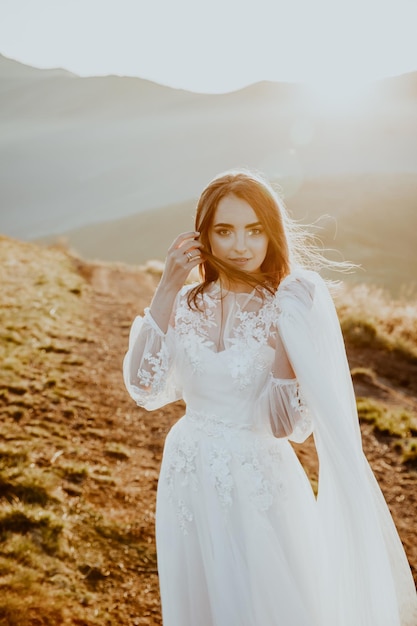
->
[148,232,204,333]
[160,231,204,292]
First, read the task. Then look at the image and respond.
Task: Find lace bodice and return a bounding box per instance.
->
[123,282,312,442]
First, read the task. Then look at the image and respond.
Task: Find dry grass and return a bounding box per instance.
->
[0,237,157,624]
[357,397,417,466]
[337,283,417,362]
[357,397,417,438]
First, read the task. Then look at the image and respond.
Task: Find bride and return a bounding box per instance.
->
[124,170,417,625]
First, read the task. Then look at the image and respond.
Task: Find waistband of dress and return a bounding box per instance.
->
[185,408,255,437]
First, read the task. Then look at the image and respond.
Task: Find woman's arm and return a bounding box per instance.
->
[262,319,312,442]
[149,231,203,333]
[123,231,204,410]
[272,329,295,379]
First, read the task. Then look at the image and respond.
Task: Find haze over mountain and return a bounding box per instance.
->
[1,54,416,233]
[0,54,416,292]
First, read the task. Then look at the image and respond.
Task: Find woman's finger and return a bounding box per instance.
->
[179,241,204,256]
[167,242,204,268]
[183,250,204,266]
[168,231,200,252]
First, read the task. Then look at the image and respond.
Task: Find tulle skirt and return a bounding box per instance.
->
[156,414,321,626]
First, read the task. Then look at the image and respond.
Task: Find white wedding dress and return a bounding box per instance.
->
[124,269,417,626]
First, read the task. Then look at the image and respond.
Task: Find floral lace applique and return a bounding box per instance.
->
[208,447,234,508]
[290,385,313,440]
[176,499,193,534]
[164,435,199,535]
[164,422,288,530]
[174,292,217,374]
[205,439,287,513]
[137,341,171,397]
[225,297,278,389]
[232,298,278,349]
[227,344,268,390]
[185,411,287,514]
[238,442,286,511]
[240,455,273,511]
[174,288,280,387]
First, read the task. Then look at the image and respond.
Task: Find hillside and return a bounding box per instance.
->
[1,54,417,243]
[0,236,416,625]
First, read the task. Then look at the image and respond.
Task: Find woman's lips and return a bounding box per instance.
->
[229,258,251,265]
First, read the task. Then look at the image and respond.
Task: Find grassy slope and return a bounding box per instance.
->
[0,236,416,625]
[0,237,163,624]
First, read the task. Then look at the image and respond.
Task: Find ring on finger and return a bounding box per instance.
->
[186,251,193,261]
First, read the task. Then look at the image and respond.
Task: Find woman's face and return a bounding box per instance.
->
[208,194,269,277]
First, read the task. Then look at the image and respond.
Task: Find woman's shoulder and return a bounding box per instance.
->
[274,268,325,309]
[274,268,341,324]
[279,267,323,287]
[278,268,320,291]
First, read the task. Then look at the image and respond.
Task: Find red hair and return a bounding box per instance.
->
[188,170,291,309]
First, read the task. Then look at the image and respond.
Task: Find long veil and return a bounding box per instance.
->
[277,269,417,626]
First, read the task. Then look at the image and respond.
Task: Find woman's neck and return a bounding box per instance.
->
[218,280,254,295]
[217,274,265,294]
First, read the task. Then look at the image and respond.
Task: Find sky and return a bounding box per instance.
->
[0,0,417,93]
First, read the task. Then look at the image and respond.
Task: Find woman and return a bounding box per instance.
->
[124,170,417,626]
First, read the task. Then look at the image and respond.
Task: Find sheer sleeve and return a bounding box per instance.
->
[123,307,181,410]
[262,375,313,443]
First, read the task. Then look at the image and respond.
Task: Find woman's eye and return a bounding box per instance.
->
[217,229,231,236]
[249,228,263,236]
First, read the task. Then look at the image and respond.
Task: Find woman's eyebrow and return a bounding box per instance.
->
[213,221,262,228]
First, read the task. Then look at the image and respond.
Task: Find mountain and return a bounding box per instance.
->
[1,53,416,243]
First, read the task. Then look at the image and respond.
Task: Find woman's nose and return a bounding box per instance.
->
[234,231,247,252]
